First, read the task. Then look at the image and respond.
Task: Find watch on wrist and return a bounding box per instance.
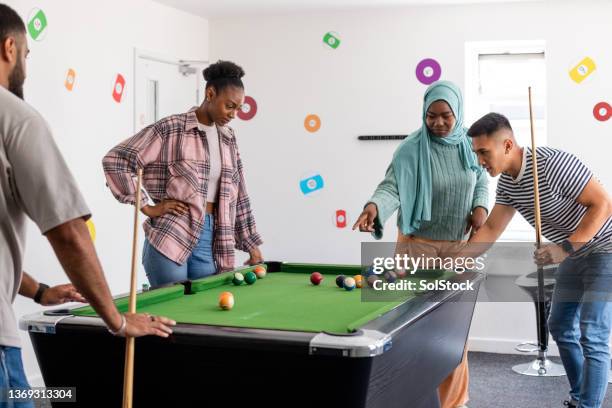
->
[34,283,50,304]
[561,239,575,255]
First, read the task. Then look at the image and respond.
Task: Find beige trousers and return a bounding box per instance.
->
[396,233,470,408]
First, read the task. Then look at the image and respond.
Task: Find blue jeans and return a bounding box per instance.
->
[548,252,612,408]
[143,214,217,286]
[0,347,33,408]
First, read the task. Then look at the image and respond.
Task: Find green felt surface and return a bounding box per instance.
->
[72,264,454,334]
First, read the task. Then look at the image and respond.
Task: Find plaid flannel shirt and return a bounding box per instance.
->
[102,108,262,272]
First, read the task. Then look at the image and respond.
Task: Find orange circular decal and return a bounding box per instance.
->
[304,114,321,133]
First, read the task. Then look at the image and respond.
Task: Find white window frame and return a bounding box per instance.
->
[465,40,547,242]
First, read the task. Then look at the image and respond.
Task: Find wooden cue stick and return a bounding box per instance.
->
[528,87,543,247]
[528,87,548,354]
[122,168,143,408]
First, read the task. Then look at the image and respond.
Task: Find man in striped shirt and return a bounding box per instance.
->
[466,113,612,408]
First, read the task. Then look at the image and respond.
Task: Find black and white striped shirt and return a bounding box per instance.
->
[496,147,612,254]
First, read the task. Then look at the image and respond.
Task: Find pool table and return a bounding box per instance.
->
[20,262,482,408]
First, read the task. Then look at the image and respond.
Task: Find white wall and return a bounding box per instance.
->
[209,1,612,354]
[5,0,208,383]
[7,0,611,384]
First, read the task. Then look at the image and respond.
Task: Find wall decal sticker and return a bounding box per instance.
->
[64,68,76,91]
[323,31,341,49]
[299,173,325,195]
[593,101,611,122]
[416,58,441,85]
[27,8,48,41]
[112,73,126,103]
[86,219,96,243]
[304,114,321,133]
[335,209,347,228]
[238,96,257,120]
[569,57,596,84]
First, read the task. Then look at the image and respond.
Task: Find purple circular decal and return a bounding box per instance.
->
[415,58,442,85]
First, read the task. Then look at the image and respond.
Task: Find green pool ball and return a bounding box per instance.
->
[244,271,257,285]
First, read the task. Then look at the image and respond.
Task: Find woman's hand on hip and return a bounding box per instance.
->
[142,200,189,218]
[352,203,378,232]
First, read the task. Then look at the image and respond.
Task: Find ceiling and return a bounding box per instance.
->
[152,0,543,18]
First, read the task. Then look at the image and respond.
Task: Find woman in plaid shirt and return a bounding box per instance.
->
[103,61,264,286]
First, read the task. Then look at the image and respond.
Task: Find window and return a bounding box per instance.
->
[465,40,547,241]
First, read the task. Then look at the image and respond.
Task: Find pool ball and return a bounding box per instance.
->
[354,275,363,289]
[343,277,356,291]
[335,275,345,288]
[244,271,257,285]
[395,269,408,279]
[219,292,234,310]
[253,265,267,279]
[232,272,245,285]
[310,272,323,285]
[367,275,380,288]
[364,266,376,278]
[384,271,397,283]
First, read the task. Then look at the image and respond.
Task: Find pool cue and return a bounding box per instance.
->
[122,168,143,408]
[528,87,548,354]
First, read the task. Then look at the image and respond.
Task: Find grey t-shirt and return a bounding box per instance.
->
[0,87,90,347]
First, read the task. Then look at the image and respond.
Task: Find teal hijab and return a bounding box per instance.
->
[391,80,479,235]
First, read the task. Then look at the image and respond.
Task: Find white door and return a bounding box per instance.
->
[134,50,207,132]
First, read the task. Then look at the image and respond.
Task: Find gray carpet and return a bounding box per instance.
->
[468,352,612,408]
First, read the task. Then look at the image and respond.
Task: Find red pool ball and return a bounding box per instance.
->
[310,272,323,285]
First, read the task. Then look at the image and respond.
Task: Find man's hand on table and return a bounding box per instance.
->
[40,283,87,306]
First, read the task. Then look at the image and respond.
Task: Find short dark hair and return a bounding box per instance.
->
[0,4,26,44]
[467,112,513,137]
[203,60,245,94]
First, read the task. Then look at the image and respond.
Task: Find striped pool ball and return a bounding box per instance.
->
[232,272,245,286]
[310,272,323,285]
[253,265,267,279]
[218,292,234,310]
[343,277,356,291]
[395,269,408,279]
[335,275,346,288]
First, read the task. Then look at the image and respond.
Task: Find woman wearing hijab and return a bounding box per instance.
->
[353,80,488,408]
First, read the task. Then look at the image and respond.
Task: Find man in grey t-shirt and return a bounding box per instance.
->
[0,3,175,398]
